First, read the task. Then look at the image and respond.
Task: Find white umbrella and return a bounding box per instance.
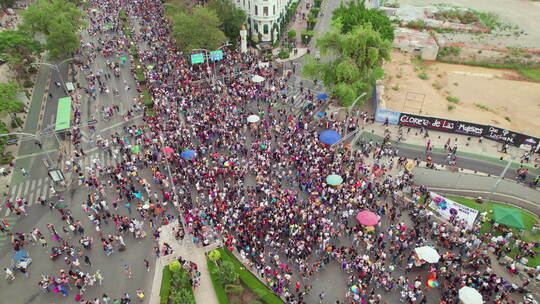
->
[414,246,440,263]
[251,75,265,83]
[459,286,483,304]
[247,115,260,123]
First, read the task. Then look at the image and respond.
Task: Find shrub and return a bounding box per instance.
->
[287,30,296,41]
[278,49,289,59]
[438,46,461,58]
[314,0,322,8]
[386,2,400,8]
[307,14,317,30]
[446,96,460,103]
[0,153,14,165]
[143,90,153,108]
[10,117,23,128]
[418,72,429,80]
[448,104,455,111]
[310,7,320,17]
[406,20,427,30]
[130,46,139,59]
[504,116,511,122]
[300,30,315,44]
[28,66,38,74]
[23,80,34,88]
[474,103,490,111]
[118,9,128,21]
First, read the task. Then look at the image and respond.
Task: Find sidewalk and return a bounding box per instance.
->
[149,220,220,304]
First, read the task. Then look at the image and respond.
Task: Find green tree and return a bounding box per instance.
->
[332,0,395,41]
[169,6,227,53]
[207,0,246,44]
[208,249,221,264]
[0,30,42,74]
[217,260,239,285]
[21,0,84,35]
[45,19,81,60]
[302,23,391,106]
[0,82,25,114]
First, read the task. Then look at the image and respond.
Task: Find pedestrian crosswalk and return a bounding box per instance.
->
[2,176,54,217]
[0,148,120,218]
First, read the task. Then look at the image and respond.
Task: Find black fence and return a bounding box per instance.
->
[397,112,540,147]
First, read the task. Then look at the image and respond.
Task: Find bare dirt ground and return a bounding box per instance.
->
[382,51,540,137]
[394,0,540,49]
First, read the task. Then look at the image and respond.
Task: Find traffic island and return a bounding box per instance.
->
[159,260,196,304]
[207,248,285,304]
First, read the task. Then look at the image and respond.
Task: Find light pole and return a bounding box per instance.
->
[31,57,75,94]
[0,132,54,165]
[485,152,518,202]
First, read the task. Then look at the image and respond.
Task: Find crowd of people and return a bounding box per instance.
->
[1,0,538,303]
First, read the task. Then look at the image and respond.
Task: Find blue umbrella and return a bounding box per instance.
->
[14,250,29,261]
[180,149,196,159]
[319,130,341,145]
[317,112,326,117]
[316,93,328,99]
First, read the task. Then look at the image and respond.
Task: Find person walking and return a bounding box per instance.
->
[84,255,92,266]
[123,264,132,279]
[144,259,150,272]
[20,168,28,177]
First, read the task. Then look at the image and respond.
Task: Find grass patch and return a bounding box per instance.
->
[518,68,540,82]
[218,248,285,304]
[392,84,400,91]
[474,103,490,111]
[477,11,502,30]
[207,258,229,304]
[418,72,429,80]
[447,104,455,111]
[504,116,511,122]
[446,96,460,103]
[160,266,172,304]
[432,82,443,90]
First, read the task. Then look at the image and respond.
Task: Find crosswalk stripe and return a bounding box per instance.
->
[30,179,36,191]
[13,183,22,200]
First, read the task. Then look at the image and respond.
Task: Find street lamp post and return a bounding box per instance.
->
[31,57,75,95]
[485,153,517,202]
[0,132,54,165]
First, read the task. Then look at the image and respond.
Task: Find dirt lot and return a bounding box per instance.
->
[394,0,540,49]
[382,51,540,137]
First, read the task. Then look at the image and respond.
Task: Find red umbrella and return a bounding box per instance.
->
[163,147,174,155]
[356,210,380,226]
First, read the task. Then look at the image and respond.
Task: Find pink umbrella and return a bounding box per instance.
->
[163,147,174,155]
[356,210,380,226]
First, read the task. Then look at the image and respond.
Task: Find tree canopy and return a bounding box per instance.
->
[21,0,84,59]
[207,0,246,44]
[0,81,25,114]
[168,6,227,54]
[302,23,392,106]
[45,19,81,60]
[332,0,395,41]
[21,0,84,35]
[0,30,42,70]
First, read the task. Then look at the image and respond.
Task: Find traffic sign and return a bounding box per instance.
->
[210,50,224,61]
[191,53,205,64]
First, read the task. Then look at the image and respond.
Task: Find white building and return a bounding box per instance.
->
[234,0,295,43]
